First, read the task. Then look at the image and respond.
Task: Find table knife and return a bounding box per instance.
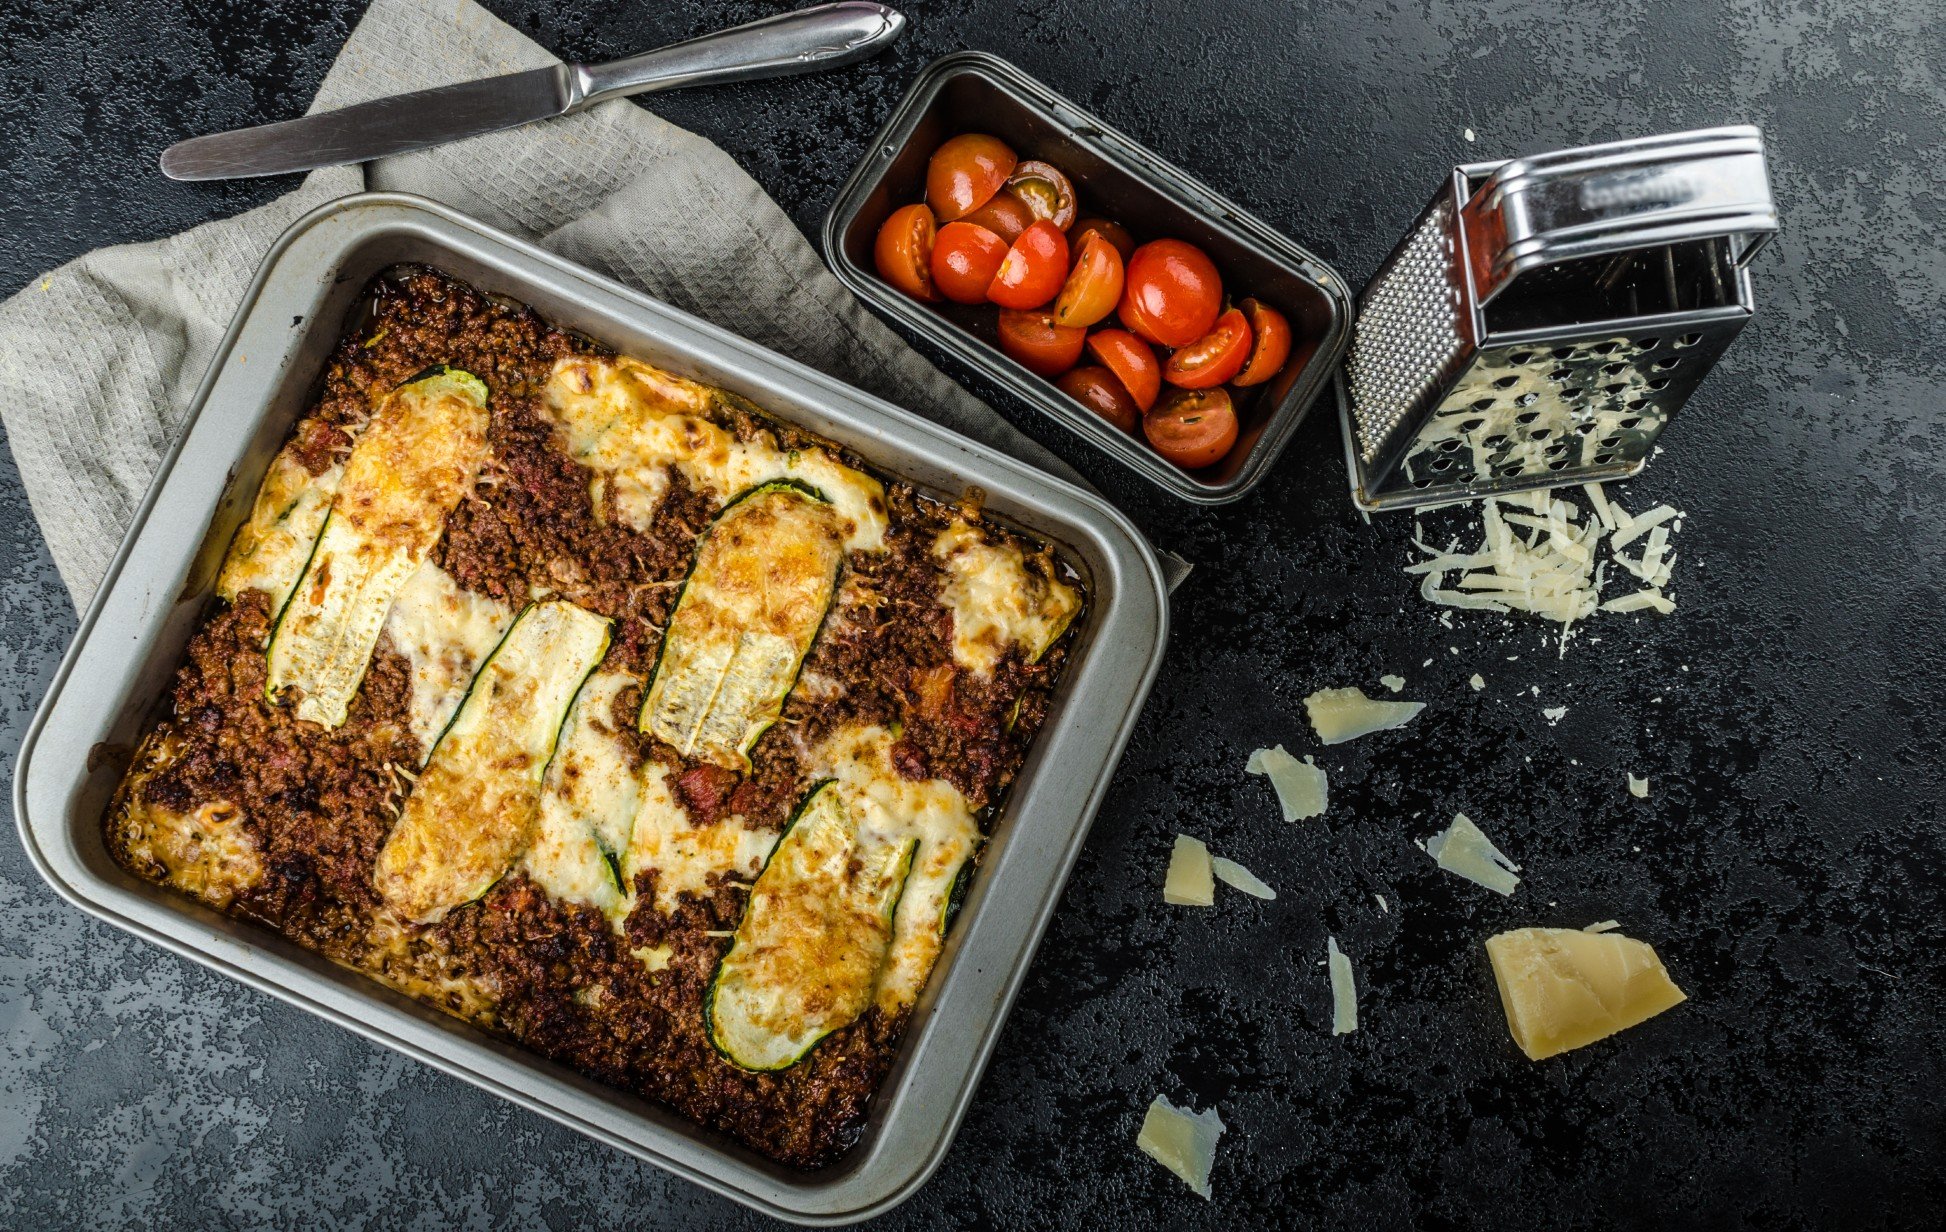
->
[159,2,904,181]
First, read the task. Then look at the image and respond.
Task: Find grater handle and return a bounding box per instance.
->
[1460,126,1779,305]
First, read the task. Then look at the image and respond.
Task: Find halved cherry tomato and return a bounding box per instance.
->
[997,309,1086,377]
[1119,239,1223,348]
[1234,298,1294,386]
[926,134,1017,222]
[931,221,1010,304]
[1004,160,1078,229]
[987,220,1069,310]
[1068,217,1135,265]
[1144,387,1239,469]
[1058,366,1141,433]
[963,190,1036,244]
[1052,232,1125,328]
[1084,328,1161,412]
[1163,307,1252,389]
[874,203,938,301]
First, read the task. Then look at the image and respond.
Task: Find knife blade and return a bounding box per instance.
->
[159,2,903,182]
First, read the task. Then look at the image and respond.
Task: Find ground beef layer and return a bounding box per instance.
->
[103,266,1078,1170]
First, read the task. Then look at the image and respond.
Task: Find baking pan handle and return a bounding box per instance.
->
[571,2,904,107]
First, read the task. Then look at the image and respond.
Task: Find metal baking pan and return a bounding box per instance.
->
[12,192,1168,1225]
[823,50,1353,503]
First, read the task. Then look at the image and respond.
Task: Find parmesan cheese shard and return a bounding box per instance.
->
[1542,705,1568,724]
[1136,1095,1224,1199]
[1245,745,1328,821]
[1211,857,1277,900]
[1379,674,1406,693]
[1583,919,1621,933]
[1327,936,1358,1035]
[1426,813,1521,896]
[1303,687,1426,745]
[1628,774,1650,799]
[1164,835,1215,906]
[1485,926,1687,1060]
[1601,589,1676,615]
[1469,674,1486,691]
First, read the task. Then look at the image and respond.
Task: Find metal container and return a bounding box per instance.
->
[823,51,1353,504]
[12,193,1168,1225]
[1341,126,1778,511]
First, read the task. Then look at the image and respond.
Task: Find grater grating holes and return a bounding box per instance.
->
[1345,199,1465,462]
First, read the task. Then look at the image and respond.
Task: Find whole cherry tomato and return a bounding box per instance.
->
[962,191,1036,244]
[987,220,1070,310]
[1144,387,1239,469]
[1052,231,1126,328]
[997,309,1086,377]
[931,221,1011,305]
[874,203,938,301]
[1119,239,1223,348]
[1068,217,1135,265]
[1058,366,1142,433]
[1005,160,1079,229]
[1084,328,1161,412]
[1234,298,1294,386]
[1163,307,1252,389]
[926,134,1017,222]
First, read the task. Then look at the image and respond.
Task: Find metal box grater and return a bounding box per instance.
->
[1340,126,1778,511]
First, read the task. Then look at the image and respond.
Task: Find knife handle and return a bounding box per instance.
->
[570,2,905,108]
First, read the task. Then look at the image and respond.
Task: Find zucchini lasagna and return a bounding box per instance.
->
[105,267,1083,1167]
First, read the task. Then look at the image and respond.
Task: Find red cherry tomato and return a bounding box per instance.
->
[1052,231,1126,328]
[1163,307,1252,389]
[1058,366,1141,433]
[1144,387,1239,469]
[926,134,1017,222]
[962,190,1036,244]
[997,309,1086,377]
[873,203,938,301]
[1234,298,1294,386]
[987,220,1069,310]
[1083,328,1161,412]
[1119,239,1223,348]
[1068,217,1135,265]
[931,222,1010,305]
[1004,160,1078,229]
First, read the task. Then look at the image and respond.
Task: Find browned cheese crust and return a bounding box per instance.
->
[103,266,1079,1169]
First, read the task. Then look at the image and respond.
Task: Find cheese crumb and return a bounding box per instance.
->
[1426,813,1521,896]
[1485,926,1687,1060]
[1379,674,1406,692]
[1542,705,1568,724]
[1327,936,1358,1034]
[1304,687,1426,745]
[1136,1095,1225,1199]
[1245,745,1328,821]
[1211,856,1277,900]
[1164,835,1215,907]
[1628,773,1650,799]
[1469,674,1486,691]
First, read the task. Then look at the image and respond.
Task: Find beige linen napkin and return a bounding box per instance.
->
[0,0,1089,609]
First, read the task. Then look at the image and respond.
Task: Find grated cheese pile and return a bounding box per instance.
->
[1407,484,1683,640]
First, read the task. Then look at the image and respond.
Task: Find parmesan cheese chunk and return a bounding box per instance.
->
[1628,773,1650,799]
[1136,1095,1224,1199]
[1211,857,1277,900]
[1244,744,1328,821]
[1426,813,1521,896]
[1303,687,1426,745]
[1164,835,1215,906]
[1327,936,1358,1035]
[1485,926,1687,1060]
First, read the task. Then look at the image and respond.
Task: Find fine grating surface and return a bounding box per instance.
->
[4,1,1946,1229]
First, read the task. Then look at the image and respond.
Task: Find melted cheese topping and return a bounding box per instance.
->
[382,562,518,756]
[541,355,889,553]
[524,671,641,913]
[217,448,342,608]
[624,763,779,913]
[932,521,1081,675]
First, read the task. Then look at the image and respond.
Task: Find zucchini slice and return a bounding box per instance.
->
[374,599,612,924]
[639,481,844,770]
[266,367,490,728]
[704,781,918,1072]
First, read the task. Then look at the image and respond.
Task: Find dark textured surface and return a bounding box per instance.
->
[3,0,1943,1228]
